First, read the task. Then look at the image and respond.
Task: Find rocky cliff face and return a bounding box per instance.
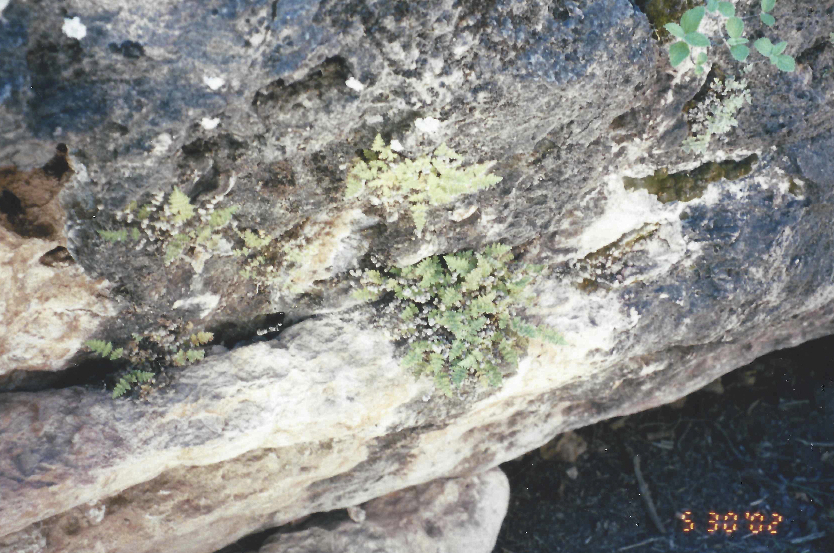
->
[1,0,833,552]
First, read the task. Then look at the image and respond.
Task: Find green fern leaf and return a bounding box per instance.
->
[172,349,187,367]
[98,229,128,242]
[112,378,131,398]
[165,233,190,264]
[190,332,214,346]
[168,187,195,223]
[352,287,380,302]
[434,371,453,397]
[85,339,114,358]
[185,349,205,363]
[209,205,239,227]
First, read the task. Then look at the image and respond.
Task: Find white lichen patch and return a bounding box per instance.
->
[415,117,441,134]
[202,76,225,91]
[62,17,87,40]
[85,501,106,525]
[200,117,220,130]
[172,294,221,319]
[151,133,173,156]
[345,77,364,91]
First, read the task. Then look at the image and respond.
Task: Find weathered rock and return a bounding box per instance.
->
[254,468,509,553]
[1,0,833,552]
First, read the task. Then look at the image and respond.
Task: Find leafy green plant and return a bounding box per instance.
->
[352,243,564,397]
[665,0,795,75]
[345,134,502,236]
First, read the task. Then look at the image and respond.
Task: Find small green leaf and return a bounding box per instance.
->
[669,41,690,68]
[754,37,774,56]
[185,349,205,363]
[760,12,775,26]
[775,54,795,72]
[771,41,788,56]
[190,331,214,346]
[729,44,750,62]
[761,0,776,13]
[172,350,187,367]
[663,22,685,39]
[725,17,744,39]
[98,229,128,242]
[680,6,705,34]
[684,32,711,48]
[726,37,749,46]
[717,1,735,17]
[705,0,719,12]
[696,52,707,64]
[209,205,239,227]
[168,187,194,223]
[694,65,705,75]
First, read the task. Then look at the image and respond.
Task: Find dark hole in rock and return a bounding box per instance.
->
[39,245,74,267]
[0,189,23,218]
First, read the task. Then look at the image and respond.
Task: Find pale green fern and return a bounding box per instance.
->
[353,243,564,397]
[345,134,502,236]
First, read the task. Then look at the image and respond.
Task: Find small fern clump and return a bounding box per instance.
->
[352,243,564,397]
[112,370,155,398]
[97,186,239,267]
[344,134,502,236]
[84,327,214,399]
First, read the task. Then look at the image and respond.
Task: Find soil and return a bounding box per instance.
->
[492,335,834,553]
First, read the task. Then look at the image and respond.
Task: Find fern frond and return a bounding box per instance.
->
[172,349,187,367]
[352,287,380,302]
[168,187,195,223]
[209,205,239,227]
[98,229,128,242]
[190,332,214,346]
[511,317,539,339]
[165,233,190,265]
[185,349,205,363]
[85,339,123,360]
[112,370,155,398]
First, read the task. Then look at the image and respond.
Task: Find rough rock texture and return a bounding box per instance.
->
[254,468,509,553]
[0,145,118,384]
[1,0,834,552]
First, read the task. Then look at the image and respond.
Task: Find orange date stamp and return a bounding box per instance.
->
[679,510,784,535]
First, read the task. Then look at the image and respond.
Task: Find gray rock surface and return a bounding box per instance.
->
[1,1,833,553]
[254,468,509,553]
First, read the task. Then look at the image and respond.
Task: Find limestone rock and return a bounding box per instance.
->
[256,468,509,553]
[0,1,833,553]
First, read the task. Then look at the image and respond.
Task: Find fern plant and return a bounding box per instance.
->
[98,186,239,266]
[352,243,564,397]
[171,332,213,366]
[112,370,155,398]
[84,339,124,360]
[345,134,502,236]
